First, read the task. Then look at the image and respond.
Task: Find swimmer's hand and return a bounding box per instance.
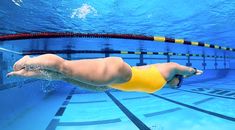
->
[155,63,203,88]
[168,67,203,88]
[183,68,203,78]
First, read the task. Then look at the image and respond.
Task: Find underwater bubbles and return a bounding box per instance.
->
[71,3,97,19]
[12,0,23,7]
[41,81,57,93]
[38,70,57,93]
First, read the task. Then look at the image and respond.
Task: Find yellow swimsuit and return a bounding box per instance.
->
[110,65,167,93]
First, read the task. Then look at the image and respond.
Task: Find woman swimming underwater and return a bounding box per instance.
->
[7,54,203,93]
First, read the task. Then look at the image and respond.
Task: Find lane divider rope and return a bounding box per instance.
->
[0,32,234,52]
[22,49,232,59]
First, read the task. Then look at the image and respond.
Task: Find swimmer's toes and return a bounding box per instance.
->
[7,72,17,77]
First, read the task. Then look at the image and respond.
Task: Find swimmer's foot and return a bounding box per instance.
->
[13,55,31,71]
[7,69,48,79]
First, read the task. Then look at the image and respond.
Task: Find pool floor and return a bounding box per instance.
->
[1,75,235,130]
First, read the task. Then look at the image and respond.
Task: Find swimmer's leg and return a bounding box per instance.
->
[63,78,110,91]
[59,56,131,86]
[7,68,109,91]
[8,54,131,89]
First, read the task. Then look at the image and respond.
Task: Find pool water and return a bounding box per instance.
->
[1,70,235,130]
[1,0,235,130]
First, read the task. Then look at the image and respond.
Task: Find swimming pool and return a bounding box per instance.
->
[0,1,235,130]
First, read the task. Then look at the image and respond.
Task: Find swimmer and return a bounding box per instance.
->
[7,54,203,93]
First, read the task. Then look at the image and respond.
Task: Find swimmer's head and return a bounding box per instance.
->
[194,68,203,75]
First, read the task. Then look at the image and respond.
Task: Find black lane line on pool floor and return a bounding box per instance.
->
[46,87,76,130]
[197,87,235,94]
[161,87,235,100]
[48,118,121,129]
[160,91,182,95]
[69,100,107,104]
[151,94,235,122]
[178,89,235,100]
[106,91,151,130]
[193,97,214,105]
[47,89,123,130]
[143,97,214,118]
[144,107,182,117]
[122,96,150,100]
[57,118,121,126]
[185,84,235,92]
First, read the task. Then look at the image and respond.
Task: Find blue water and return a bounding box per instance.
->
[0,0,235,130]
